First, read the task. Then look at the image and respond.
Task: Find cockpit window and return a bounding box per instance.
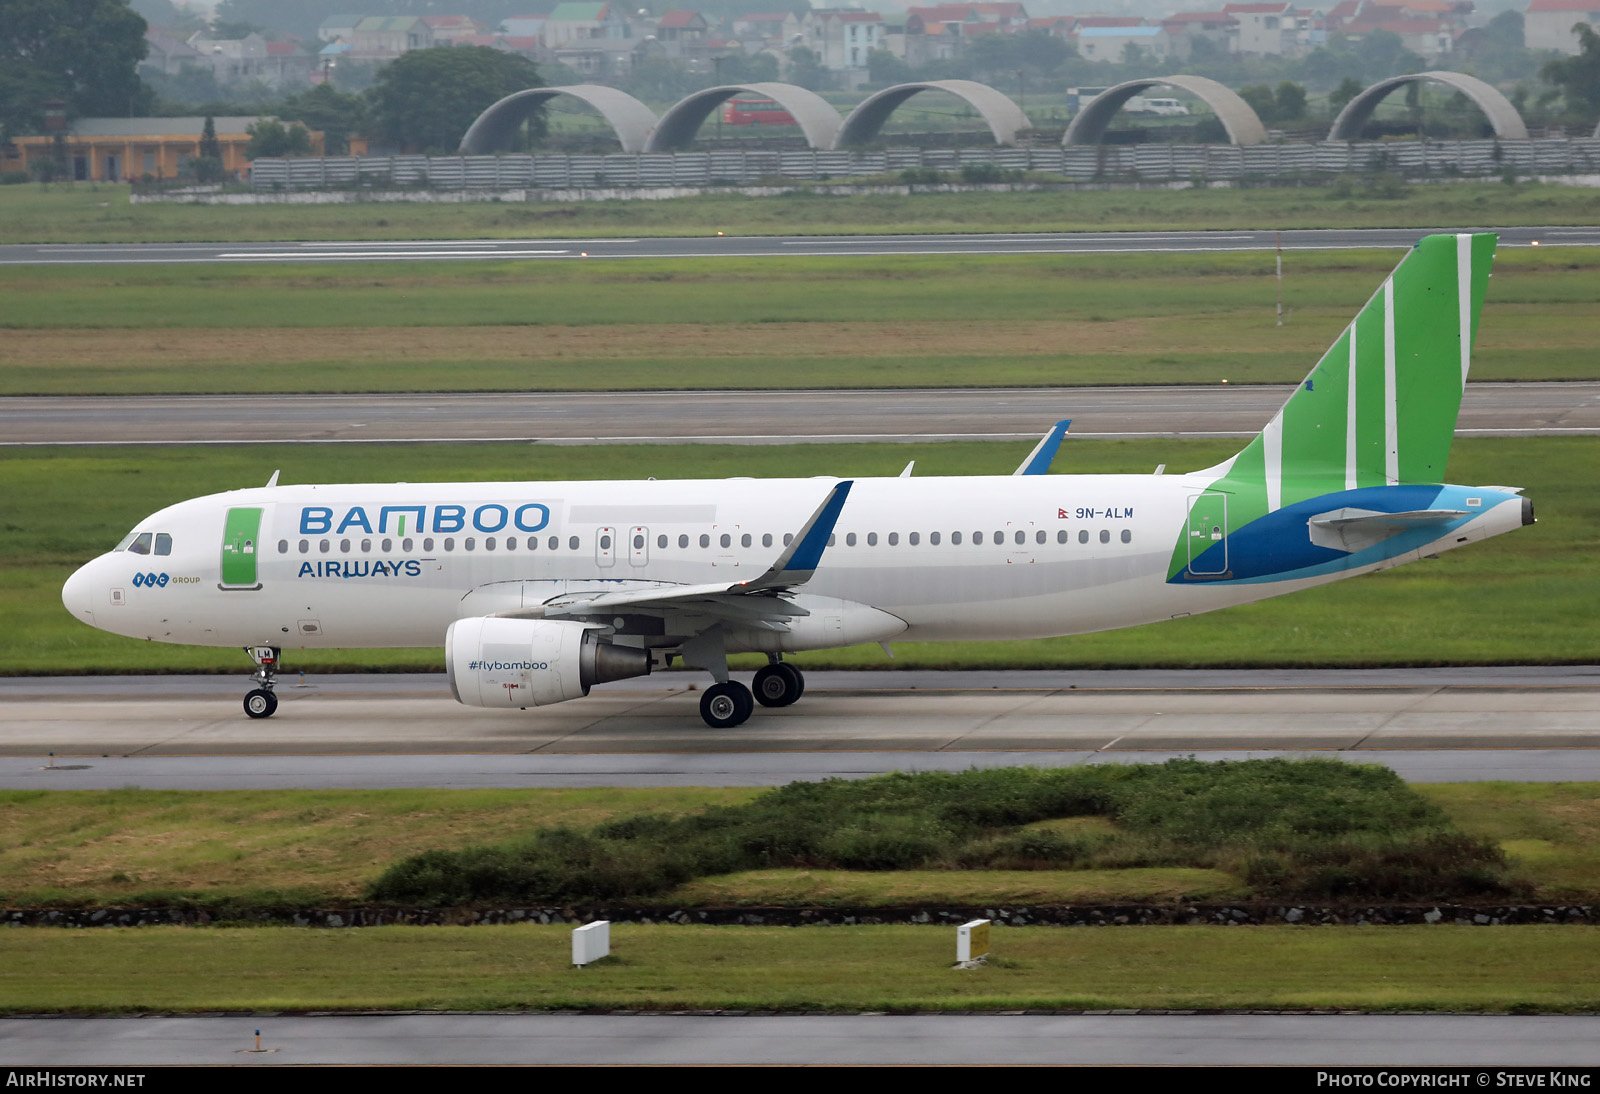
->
[114,532,138,551]
[127,532,153,555]
[154,533,172,556]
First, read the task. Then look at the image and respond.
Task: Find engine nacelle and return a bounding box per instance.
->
[446,616,651,709]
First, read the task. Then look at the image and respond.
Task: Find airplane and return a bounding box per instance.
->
[61,233,1532,729]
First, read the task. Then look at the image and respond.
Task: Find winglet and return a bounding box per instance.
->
[746,480,853,590]
[1013,420,1071,476]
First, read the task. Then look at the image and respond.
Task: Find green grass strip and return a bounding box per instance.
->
[3,180,1598,244]
[4,924,1598,1014]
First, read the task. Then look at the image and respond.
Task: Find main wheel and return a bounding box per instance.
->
[700,681,754,728]
[243,688,278,719]
[753,663,802,708]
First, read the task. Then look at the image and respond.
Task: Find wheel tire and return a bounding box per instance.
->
[243,688,278,719]
[784,663,805,701]
[700,681,753,728]
[753,663,802,708]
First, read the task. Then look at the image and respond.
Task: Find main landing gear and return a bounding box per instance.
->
[698,659,806,728]
[243,645,280,719]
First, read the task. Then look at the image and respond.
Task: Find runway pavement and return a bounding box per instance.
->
[6,1013,1600,1066]
[4,225,1598,266]
[5,669,1597,788]
[4,381,1596,445]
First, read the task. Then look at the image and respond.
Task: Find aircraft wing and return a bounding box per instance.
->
[538,481,853,629]
[1013,420,1071,475]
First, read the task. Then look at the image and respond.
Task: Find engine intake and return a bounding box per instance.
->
[446,616,651,709]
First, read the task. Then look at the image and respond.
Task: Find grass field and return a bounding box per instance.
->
[3,436,1593,675]
[0,779,1594,909]
[3,179,1599,244]
[2,248,1597,393]
[5,923,1600,1013]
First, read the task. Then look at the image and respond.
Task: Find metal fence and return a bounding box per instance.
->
[249,138,1600,192]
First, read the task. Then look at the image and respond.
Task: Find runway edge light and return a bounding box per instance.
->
[574,920,611,967]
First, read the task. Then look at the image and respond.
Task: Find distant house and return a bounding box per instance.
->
[350,16,435,61]
[1525,0,1600,53]
[802,9,887,78]
[318,15,362,43]
[1075,24,1176,62]
[543,2,632,48]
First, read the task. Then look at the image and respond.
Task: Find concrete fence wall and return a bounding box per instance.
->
[248,138,1600,192]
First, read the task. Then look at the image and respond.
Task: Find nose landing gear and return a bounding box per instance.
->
[243,646,281,719]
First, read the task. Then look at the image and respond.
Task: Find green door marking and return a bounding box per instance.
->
[1186,493,1229,575]
[221,507,263,587]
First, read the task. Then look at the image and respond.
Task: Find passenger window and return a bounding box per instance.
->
[892,533,902,546]
[699,534,710,548]
[762,533,773,548]
[485,537,496,551]
[741,533,751,548]
[846,533,857,547]
[1100,529,1110,544]
[1057,530,1068,544]
[1036,531,1046,544]
[634,535,644,549]
[340,539,351,553]
[867,532,878,546]
[465,537,476,551]
[444,537,455,551]
[568,536,579,550]
[278,540,288,554]
[677,534,688,548]
[382,538,392,552]
[361,538,372,552]
[1015,531,1025,545]
[526,537,536,550]
[783,533,793,546]
[319,539,330,553]
[929,531,939,545]
[951,531,961,545]
[404,538,415,551]
[154,533,172,556]
[128,533,153,555]
[425,538,436,551]
[298,539,309,554]
[1121,529,1132,544]
[1078,530,1089,544]
[548,536,558,550]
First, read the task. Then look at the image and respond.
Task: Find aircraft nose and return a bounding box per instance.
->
[62,561,96,626]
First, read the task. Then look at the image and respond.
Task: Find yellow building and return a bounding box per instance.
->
[0,116,330,183]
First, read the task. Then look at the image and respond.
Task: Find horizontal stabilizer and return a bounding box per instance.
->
[1308,507,1467,553]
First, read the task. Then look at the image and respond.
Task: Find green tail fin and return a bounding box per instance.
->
[1206,232,1496,510]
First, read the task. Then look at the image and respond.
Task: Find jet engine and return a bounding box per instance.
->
[446,616,651,709]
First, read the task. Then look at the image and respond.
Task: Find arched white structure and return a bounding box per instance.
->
[459,85,659,154]
[835,79,1032,148]
[1063,75,1267,146]
[644,83,841,152]
[1328,72,1528,141]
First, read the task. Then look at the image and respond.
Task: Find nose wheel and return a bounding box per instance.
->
[244,688,278,718]
[243,645,281,719]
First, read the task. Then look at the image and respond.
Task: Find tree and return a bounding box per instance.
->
[279,82,367,155]
[1238,83,1278,124]
[1542,23,1600,119]
[0,0,153,142]
[1275,81,1307,122]
[867,48,911,88]
[1329,76,1364,114]
[245,118,311,158]
[784,46,828,92]
[367,45,542,155]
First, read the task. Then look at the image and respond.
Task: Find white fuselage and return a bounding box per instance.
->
[60,471,1524,655]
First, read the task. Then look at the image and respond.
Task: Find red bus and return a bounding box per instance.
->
[722,98,796,126]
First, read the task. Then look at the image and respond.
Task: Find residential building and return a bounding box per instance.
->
[0,117,299,183]
[1524,0,1600,53]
